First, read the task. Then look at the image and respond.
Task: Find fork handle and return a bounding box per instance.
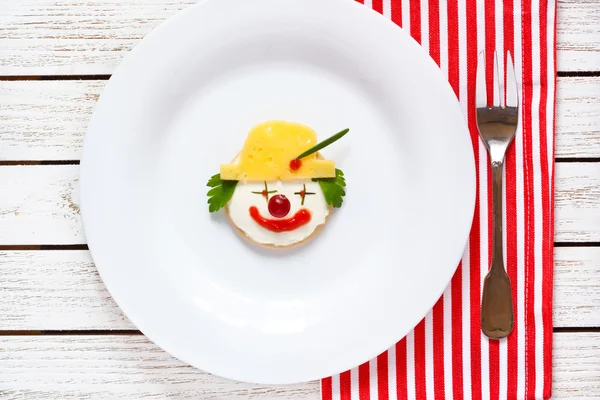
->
[481,160,514,339]
[490,160,505,267]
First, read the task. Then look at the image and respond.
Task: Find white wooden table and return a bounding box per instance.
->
[1,1,599,398]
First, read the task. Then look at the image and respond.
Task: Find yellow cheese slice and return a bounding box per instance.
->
[220,121,336,181]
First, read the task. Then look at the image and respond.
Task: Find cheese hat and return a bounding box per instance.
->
[220,121,336,181]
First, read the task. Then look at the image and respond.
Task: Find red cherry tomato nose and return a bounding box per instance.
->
[268,194,291,218]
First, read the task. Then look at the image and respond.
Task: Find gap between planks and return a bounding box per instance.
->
[557,71,600,77]
[0,245,88,250]
[555,158,600,163]
[0,330,141,336]
[0,71,598,82]
[1,328,599,336]
[554,327,600,333]
[0,243,598,251]
[0,75,111,81]
[1,159,598,166]
[555,242,600,247]
[0,161,79,166]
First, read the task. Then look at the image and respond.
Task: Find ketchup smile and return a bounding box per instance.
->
[249,206,311,232]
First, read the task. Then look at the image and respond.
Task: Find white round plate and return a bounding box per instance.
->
[80,0,475,385]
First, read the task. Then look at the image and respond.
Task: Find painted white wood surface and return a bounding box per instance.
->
[0,0,597,75]
[1,77,598,160]
[557,0,600,71]
[554,163,600,242]
[1,248,598,331]
[556,77,600,158]
[0,80,103,161]
[553,247,600,328]
[0,333,597,399]
[0,335,320,400]
[0,251,133,331]
[0,165,82,245]
[553,332,600,398]
[0,163,597,244]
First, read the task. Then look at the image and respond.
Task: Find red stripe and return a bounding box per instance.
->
[428,0,441,65]
[340,370,352,400]
[432,298,446,400]
[489,341,500,400]
[322,377,333,400]
[447,0,459,96]
[544,0,558,398]
[359,362,371,400]
[506,153,519,399]
[487,84,499,387]
[484,0,495,267]
[467,124,483,400]
[501,0,519,398]
[414,321,427,400]
[391,0,403,26]
[466,0,482,397]
[372,0,384,13]
[377,351,390,400]
[484,0,495,107]
[447,0,462,397]
[482,1,501,399]
[521,0,538,396]
[451,266,464,400]
[487,134,499,400]
[410,0,422,43]
[539,0,554,398]
[488,86,499,400]
[396,339,408,400]
[505,140,519,399]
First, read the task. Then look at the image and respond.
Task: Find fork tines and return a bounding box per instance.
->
[476,51,518,110]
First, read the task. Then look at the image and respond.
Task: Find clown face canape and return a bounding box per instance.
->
[207,121,348,248]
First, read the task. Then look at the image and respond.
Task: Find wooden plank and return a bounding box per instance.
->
[0,251,134,330]
[0,0,597,75]
[0,163,596,244]
[0,165,82,245]
[0,247,598,331]
[0,39,139,76]
[0,80,103,161]
[557,0,600,72]
[555,77,600,158]
[0,333,597,398]
[0,1,195,39]
[554,247,600,328]
[0,0,194,76]
[553,332,600,398]
[1,77,599,161]
[555,163,600,242]
[0,335,320,400]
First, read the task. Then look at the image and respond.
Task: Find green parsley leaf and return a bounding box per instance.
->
[207,173,238,213]
[207,173,223,188]
[313,168,346,208]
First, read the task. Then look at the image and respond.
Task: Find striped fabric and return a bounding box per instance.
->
[321,0,556,399]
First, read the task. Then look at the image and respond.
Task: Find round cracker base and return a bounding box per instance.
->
[225,204,332,249]
[224,151,333,249]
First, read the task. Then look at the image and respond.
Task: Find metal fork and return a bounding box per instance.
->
[476,51,518,340]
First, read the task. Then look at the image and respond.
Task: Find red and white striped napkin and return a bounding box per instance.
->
[322,0,556,399]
